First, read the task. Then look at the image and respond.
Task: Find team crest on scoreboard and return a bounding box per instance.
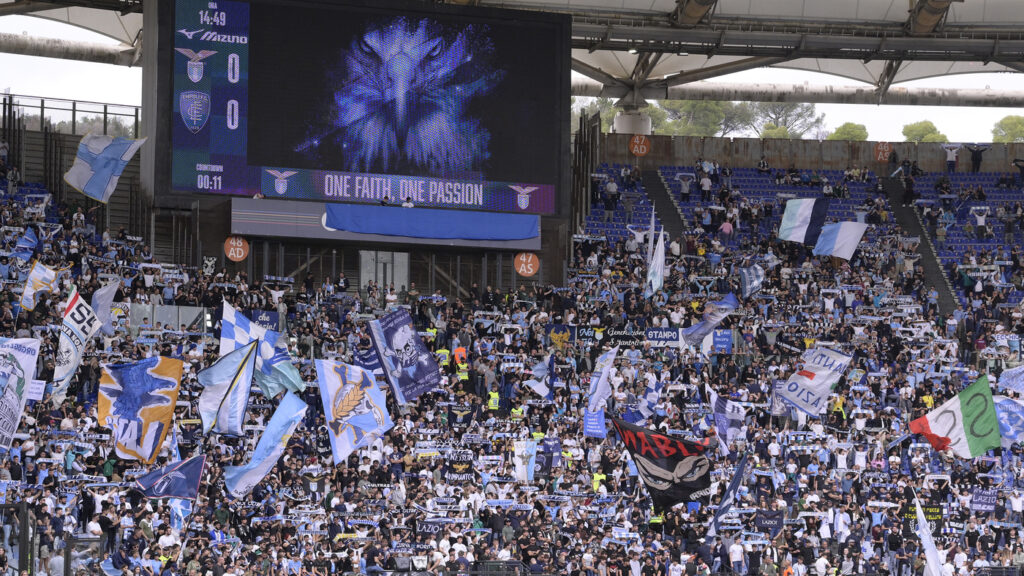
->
[510,185,537,211]
[174,48,217,83]
[266,170,298,195]
[179,91,211,134]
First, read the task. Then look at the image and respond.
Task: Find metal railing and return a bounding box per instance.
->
[7,93,141,138]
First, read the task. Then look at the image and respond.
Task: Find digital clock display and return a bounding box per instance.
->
[170,0,568,215]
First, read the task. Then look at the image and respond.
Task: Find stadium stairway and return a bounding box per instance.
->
[641,170,685,240]
[881,177,959,316]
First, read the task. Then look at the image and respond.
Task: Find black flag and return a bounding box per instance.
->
[448,403,475,428]
[611,418,712,511]
[442,450,475,483]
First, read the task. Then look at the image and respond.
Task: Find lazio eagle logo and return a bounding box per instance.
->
[329,365,384,443]
[549,326,571,349]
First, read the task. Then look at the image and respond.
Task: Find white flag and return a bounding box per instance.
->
[52,288,100,406]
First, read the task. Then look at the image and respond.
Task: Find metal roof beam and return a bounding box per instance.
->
[875,59,904,102]
[906,0,953,36]
[0,1,65,16]
[670,0,717,27]
[571,78,1024,107]
[570,58,624,87]
[570,23,1024,61]
[0,31,137,65]
[658,56,790,87]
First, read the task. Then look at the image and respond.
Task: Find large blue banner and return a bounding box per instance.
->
[249,309,279,331]
[368,309,442,404]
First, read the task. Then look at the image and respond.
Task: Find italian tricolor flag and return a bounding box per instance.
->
[909,376,1001,459]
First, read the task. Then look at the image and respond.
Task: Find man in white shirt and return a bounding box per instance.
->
[730,540,746,574]
[814,555,831,576]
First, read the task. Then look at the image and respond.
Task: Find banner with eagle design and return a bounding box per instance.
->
[611,418,713,512]
[98,357,183,464]
[315,360,394,466]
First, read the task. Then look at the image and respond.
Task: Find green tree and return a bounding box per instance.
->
[826,122,869,141]
[570,97,618,133]
[745,102,824,138]
[655,101,726,136]
[902,120,947,143]
[992,115,1024,143]
[760,124,791,139]
[719,102,754,137]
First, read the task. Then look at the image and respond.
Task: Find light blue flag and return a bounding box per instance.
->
[681,293,740,346]
[994,395,1024,448]
[220,302,304,398]
[315,360,394,465]
[10,228,37,262]
[223,392,307,498]
[63,133,146,203]
[997,365,1024,393]
[197,341,257,436]
[91,280,120,336]
[737,264,765,299]
[812,222,869,261]
[169,497,193,532]
[708,454,749,539]
[587,346,619,413]
[513,439,538,483]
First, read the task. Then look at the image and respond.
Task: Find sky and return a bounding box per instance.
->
[0,14,1022,142]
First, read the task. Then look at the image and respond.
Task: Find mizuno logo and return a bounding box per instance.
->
[177,28,204,39]
[200,31,248,44]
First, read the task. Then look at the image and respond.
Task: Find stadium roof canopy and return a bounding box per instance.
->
[1,0,1024,105]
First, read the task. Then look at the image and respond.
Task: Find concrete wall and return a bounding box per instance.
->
[600,133,1024,174]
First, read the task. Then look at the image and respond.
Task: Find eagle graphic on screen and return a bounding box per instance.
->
[297,18,504,177]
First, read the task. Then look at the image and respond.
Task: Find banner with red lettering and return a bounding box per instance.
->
[611,418,713,511]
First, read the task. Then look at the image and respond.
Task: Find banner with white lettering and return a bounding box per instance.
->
[778,347,852,416]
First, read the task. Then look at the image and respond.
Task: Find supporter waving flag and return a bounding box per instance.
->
[778,198,829,244]
[51,287,100,407]
[221,302,304,398]
[315,360,394,465]
[644,230,666,298]
[737,264,765,298]
[19,260,58,311]
[707,454,749,539]
[197,341,257,436]
[136,454,206,500]
[611,418,712,511]
[91,280,120,336]
[910,376,1001,459]
[587,346,619,413]
[223,392,307,498]
[98,357,183,464]
[681,294,739,346]
[778,347,852,416]
[368,308,443,404]
[10,227,37,262]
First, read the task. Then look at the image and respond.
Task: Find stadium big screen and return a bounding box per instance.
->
[170,0,569,215]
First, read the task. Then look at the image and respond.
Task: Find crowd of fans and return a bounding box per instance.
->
[0,153,1023,576]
